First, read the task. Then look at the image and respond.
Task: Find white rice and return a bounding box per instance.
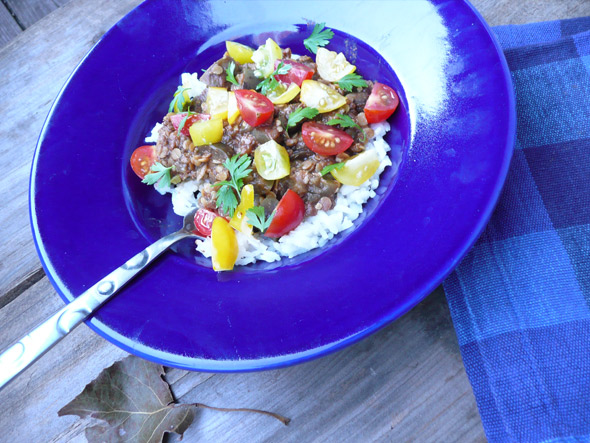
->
[145,122,162,143]
[148,112,392,266]
[180,72,208,99]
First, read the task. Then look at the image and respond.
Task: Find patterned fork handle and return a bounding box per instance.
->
[0,230,192,391]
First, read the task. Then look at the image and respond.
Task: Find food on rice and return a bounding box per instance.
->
[129,25,400,271]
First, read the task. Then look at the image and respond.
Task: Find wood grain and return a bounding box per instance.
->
[4,0,60,29]
[0,277,127,443]
[0,3,22,48]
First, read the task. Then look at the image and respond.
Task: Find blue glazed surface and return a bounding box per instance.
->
[30,0,515,371]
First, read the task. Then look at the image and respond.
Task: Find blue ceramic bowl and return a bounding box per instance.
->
[30,0,515,370]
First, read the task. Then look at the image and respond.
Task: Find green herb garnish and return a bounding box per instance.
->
[225,61,239,86]
[304,22,334,54]
[320,162,346,177]
[256,62,291,95]
[337,73,368,92]
[142,162,173,187]
[327,114,360,129]
[216,186,239,218]
[214,155,252,217]
[246,206,274,232]
[168,86,190,113]
[327,114,367,141]
[177,107,194,136]
[286,107,319,131]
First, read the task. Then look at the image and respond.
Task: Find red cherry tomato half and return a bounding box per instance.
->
[130,145,156,179]
[364,82,399,124]
[234,89,274,127]
[170,113,210,136]
[301,122,354,156]
[265,190,305,238]
[274,59,315,86]
[193,208,218,237]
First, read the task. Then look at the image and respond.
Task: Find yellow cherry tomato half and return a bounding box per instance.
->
[229,184,255,234]
[226,41,255,64]
[331,149,380,186]
[189,119,223,146]
[206,87,229,120]
[315,47,356,82]
[211,217,238,271]
[254,140,290,180]
[267,82,301,104]
[251,38,283,77]
[300,80,346,113]
[227,91,240,124]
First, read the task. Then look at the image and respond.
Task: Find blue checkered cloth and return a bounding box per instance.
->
[443,17,590,442]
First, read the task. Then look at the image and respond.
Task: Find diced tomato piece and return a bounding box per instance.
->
[130,145,156,179]
[301,122,354,156]
[274,59,315,86]
[170,113,211,136]
[234,90,274,127]
[193,208,218,237]
[265,190,305,238]
[364,82,399,124]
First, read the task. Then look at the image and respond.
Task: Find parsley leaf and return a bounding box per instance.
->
[142,162,173,187]
[176,107,194,136]
[246,206,274,233]
[337,73,368,92]
[214,155,252,216]
[320,162,345,177]
[327,114,360,129]
[216,185,239,217]
[326,114,367,141]
[286,107,319,131]
[226,61,239,86]
[168,86,190,113]
[256,62,291,95]
[304,23,334,54]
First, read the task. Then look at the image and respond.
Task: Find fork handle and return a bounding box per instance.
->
[0,231,191,391]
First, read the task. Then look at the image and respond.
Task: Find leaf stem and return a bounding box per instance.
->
[189,403,291,426]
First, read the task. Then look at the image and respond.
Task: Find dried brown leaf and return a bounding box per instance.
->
[58,356,194,443]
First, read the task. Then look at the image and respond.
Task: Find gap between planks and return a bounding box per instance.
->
[0,267,45,309]
[0,0,24,30]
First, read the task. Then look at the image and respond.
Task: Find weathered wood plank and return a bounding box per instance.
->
[0,268,45,309]
[4,0,59,29]
[0,3,22,49]
[0,282,485,442]
[0,0,141,301]
[0,277,128,443]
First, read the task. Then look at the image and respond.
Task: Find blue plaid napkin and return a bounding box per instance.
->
[444,17,590,442]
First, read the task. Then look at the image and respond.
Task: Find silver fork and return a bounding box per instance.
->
[0,208,202,391]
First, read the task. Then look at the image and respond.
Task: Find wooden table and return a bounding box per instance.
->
[1,1,589,441]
